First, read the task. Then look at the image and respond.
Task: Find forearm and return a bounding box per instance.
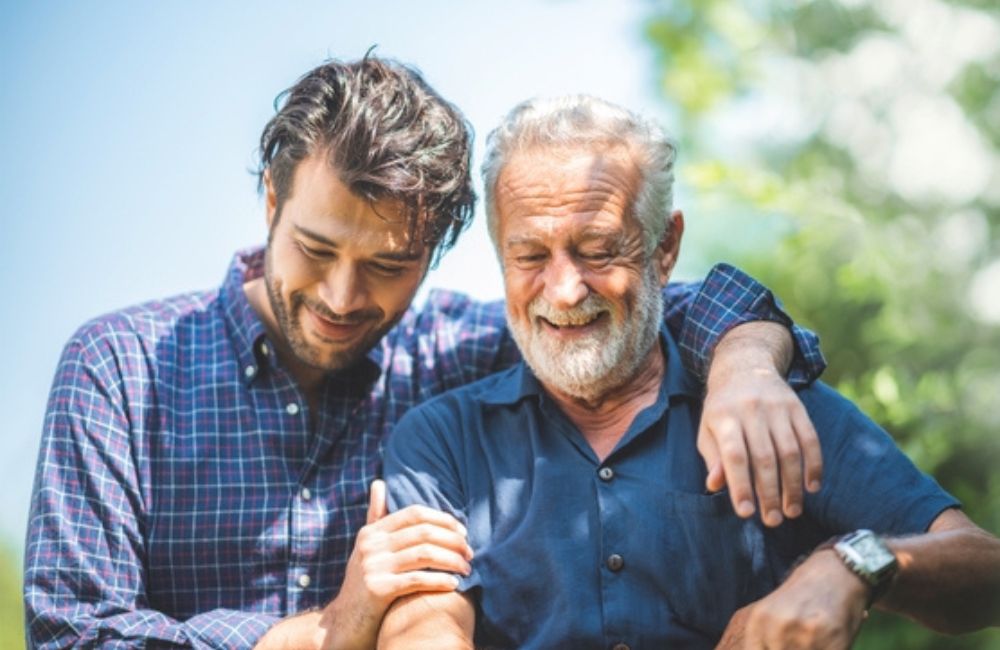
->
[708,320,793,387]
[882,516,1000,634]
[378,592,475,650]
[670,262,826,384]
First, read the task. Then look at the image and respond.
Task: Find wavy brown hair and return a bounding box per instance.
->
[257,54,475,265]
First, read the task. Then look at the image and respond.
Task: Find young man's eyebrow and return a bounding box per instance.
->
[294,225,338,247]
[293,225,424,262]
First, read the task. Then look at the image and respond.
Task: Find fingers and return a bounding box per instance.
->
[390,543,473,575]
[378,504,467,536]
[373,570,462,600]
[791,402,823,493]
[367,479,387,524]
[744,411,783,528]
[769,415,803,520]
[696,425,726,493]
[386,521,474,560]
[709,416,756,518]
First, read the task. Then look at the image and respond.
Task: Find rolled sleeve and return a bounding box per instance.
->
[677,263,826,385]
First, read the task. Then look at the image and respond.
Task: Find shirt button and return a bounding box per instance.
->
[244,365,256,379]
[598,466,615,482]
[606,554,625,572]
[286,403,300,415]
[301,487,312,501]
[612,644,630,650]
[297,573,311,588]
[260,343,270,357]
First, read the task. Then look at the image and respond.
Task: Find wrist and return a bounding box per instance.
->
[816,530,899,609]
[709,321,793,385]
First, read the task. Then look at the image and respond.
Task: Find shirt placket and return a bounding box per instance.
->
[286,394,323,612]
[595,455,632,650]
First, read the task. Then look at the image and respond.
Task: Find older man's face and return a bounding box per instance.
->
[495,146,669,401]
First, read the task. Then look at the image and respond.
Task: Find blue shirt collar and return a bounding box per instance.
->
[484,324,700,406]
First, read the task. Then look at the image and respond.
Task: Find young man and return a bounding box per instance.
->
[24,58,824,649]
[380,95,1000,649]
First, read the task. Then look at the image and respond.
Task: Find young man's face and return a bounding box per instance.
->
[261,152,429,374]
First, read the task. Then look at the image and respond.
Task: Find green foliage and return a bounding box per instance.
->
[646,0,1000,647]
[0,543,24,649]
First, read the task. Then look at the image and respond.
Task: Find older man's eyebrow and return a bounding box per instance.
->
[293,224,424,262]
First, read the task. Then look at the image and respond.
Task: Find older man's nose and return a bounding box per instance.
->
[543,255,588,309]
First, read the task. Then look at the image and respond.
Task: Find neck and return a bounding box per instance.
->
[542,341,665,461]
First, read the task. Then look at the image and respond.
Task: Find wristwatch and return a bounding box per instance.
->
[832,529,899,608]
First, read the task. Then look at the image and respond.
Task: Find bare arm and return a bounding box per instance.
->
[700,321,823,527]
[880,508,1000,633]
[377,591,476,650]
[717,509,1000,649]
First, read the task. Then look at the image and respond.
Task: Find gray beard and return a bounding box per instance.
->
[507,266,663,402]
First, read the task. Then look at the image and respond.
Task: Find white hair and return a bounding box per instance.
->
[481,94,677,257]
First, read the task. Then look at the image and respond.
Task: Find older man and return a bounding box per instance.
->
[24,57,829,650]
[380,95,1000,649]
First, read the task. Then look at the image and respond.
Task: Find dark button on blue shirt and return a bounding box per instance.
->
[385,328,957,649]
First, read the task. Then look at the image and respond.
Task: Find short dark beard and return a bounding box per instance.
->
[263,243,378,373]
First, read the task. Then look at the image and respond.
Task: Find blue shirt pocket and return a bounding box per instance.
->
[660,490,777,638]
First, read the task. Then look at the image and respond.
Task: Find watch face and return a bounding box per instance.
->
[852,535,896,572]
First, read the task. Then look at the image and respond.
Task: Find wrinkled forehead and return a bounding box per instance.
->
[495,145,642,223]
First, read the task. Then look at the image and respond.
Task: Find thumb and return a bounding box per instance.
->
[366,479,387,524]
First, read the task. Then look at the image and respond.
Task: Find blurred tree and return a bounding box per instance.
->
[645,0,999,648]
[0,543,23,648]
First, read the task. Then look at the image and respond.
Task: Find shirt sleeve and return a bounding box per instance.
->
[23,333,278,650]
[672,262,827,386]
[383,403,477,592]
[800,382,959,535]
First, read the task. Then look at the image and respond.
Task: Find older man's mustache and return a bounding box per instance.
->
[528,295,611,328]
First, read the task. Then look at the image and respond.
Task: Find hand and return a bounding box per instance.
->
[721,550,869,650]
[324,480,473,649]
[254,480,472,650]
[699,325,823,527]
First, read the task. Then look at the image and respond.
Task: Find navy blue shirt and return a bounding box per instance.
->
[385,330,958,649]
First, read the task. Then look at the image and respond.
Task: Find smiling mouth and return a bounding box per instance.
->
[538,311,608,332]
[304,305,372,342]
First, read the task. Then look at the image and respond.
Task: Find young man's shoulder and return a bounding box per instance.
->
[65,287,223,362]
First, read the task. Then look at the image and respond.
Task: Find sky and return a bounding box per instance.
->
[0,1,679,553]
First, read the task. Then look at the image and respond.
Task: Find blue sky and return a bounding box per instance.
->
[0,1,676,552]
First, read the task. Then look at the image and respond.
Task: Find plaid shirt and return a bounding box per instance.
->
[24,248,823,649]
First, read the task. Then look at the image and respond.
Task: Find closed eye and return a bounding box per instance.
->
[368,261,407,277]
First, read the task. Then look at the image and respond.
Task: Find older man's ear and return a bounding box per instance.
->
[655,209,685,285]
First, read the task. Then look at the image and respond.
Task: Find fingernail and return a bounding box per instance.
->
[808,480,821,492]
[465,546,475,560]
[786,504,802,518]
[457,523,468,537]
[737,501,755,517]
[766,510,783,527]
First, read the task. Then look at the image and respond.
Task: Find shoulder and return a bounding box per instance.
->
[62,289,221,368]
[396,289,505,336]
[795,381,869,430]
[390,367,520,445]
